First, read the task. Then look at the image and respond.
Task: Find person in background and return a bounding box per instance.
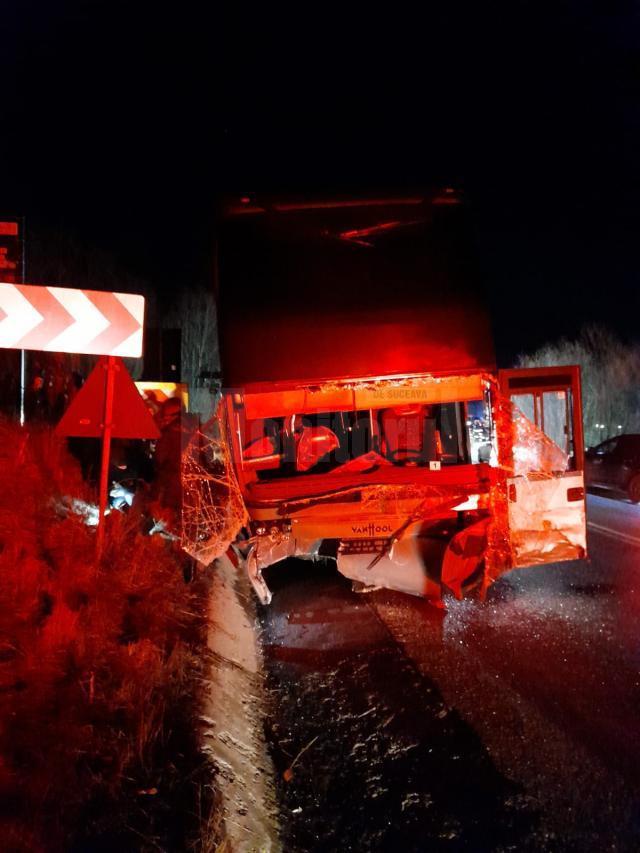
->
[153,398,183,514]
[143,389,162,418]
[151,396,199,581]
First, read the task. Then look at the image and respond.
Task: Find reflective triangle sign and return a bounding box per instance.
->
[56,357,161,439]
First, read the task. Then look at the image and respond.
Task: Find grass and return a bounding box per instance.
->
[0,419,222,851]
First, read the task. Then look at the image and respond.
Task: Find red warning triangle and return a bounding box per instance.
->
[56,357,161,439]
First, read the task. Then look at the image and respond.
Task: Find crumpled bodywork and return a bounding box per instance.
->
[246,534,322,605]
[245,479,495,603]
[190,368,586,603]
[440,517,491,599]
[490,392,586,575]
[337,526,442,599]
[506,474,586,566]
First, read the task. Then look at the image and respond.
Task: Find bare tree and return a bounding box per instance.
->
[165,286,220,417]
[517,324,640,447]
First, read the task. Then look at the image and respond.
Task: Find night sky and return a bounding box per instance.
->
[2,1,639,364]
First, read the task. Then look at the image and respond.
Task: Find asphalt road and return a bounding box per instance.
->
[587,489,640,547]
[259,493,640,852]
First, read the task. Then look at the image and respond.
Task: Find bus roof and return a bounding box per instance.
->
[217,191,495,389]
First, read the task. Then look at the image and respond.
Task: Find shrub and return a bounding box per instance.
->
[0,419,214,850]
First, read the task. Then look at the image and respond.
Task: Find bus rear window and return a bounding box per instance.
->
[240,399,493,479]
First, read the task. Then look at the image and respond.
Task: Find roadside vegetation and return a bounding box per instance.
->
[0,419,220,851]
[517,323,640,448]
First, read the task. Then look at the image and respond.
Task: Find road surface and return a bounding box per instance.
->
[258,492,640,852]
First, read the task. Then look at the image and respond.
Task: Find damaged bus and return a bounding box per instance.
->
[209,191,586,604]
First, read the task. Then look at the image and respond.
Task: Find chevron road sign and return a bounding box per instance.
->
[0,282,145,357]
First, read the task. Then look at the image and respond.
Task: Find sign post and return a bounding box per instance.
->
[96,357,117,554]
[0,219,25,421]
[0,280,154,552]
[56,354,160,552]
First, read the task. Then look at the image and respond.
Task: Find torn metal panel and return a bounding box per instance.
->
[441,517,490,599]
[246,484,484,602]
[484,468,513,585]
[507,474,586,566]
[246,532,322,605]
[337,526,441,599]
[509,527,583,566]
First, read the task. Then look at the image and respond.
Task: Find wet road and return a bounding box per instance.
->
[587,491,640,546]
[259,494,640,852]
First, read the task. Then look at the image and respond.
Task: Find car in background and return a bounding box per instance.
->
[585,434,640,502]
